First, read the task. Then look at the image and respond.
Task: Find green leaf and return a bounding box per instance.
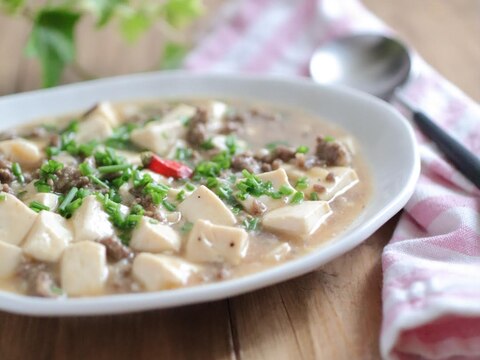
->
[25,9,81,87]
[162,0,203,28]
[120,10,151,43]
[160,42,187,69]
[82,0,125,27]
[0,0,24,13]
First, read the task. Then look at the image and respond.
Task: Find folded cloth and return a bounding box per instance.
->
[184,0,480,358]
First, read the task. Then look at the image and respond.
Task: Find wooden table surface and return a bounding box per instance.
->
[0,1,478,359]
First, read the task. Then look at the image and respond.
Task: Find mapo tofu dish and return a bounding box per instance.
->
[0,100,369,298]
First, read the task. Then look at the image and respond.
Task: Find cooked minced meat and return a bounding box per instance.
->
[315,136,351,166]
[98,236,133,261]
[0,156,13,184]
[232,153,262,174]
[186,108,209,147]
[54,166,91,194]
[17,262,61,298]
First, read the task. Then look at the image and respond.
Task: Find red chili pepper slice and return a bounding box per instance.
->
[147,154,193,179]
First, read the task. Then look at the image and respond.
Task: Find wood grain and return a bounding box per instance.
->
[0,1,478,360]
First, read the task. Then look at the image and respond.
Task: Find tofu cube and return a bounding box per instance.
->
[263,201,332,237]
[0,241,22,278]
[0,139,42,168]
[24,193,60,212]
[23,211,73,262]
[186,220,249,265]
[71,196,115,242]
[178,185,236,226]
[0,192,37,246]
[130,105,195,155]
[239,168,295,214]
[283,165,358,201]
[131,121,186,155]
[130,217,181,253]
[61,241,108,296]
[133,253,199,291]
[264,243,292,262]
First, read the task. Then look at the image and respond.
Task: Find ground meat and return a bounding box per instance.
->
[251,199,267,216]
[186,108,209,147]
[49,133,61,147]
[325,172,336,182]
[231,154,262,174]
[315,136,351,166]
[294,153,324,170]
[0,156,13,184]
[271,146,296,162]
[108,259,140,293]
[0,183,13,194]
[129,187,166,222]
[220,112,245,135]
[98,236,133,261]
[313,184,326,193]
[17,261,62,298]
[54,166,91,193]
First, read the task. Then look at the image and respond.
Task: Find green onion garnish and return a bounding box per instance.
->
[243,217,260,231]
[88,175,109,189]
[0,194,6,202]
[324,135,335,142]
[12,162,24,184]
[176,190,186,202]
[278,185,294,196]
[162,199,177,212]
[295,177,309,190]
[310,192,320,201]
[59,187,78,212]
[29,201,50,213]
[98,164,131,174]
[290,191,304,204]
[296,145,309,154]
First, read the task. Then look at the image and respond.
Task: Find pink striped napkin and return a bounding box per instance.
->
[184,0,480,359]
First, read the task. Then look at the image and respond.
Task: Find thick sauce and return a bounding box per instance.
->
[0,99,371,297]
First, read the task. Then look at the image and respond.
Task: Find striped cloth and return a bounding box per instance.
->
[184,0,480,359]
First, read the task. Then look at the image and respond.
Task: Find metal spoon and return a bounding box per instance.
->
[310,34,480,189]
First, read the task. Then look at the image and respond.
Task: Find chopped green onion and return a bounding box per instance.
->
[88,175,109,189]
[295,177,309,190]
[175,147,192,161]
[98,164,131,174]
[176,190,186,202]
[290,191,304,204]
[225,135,237,155]
[200,138,215,150]
[58,187,78,212]
[185,182,196,191]
[29,201,50,213]
[34,180,52,193]
[0,194,6,202]
[296,145,309,154]
[12,162,24,184]
[324,135,335,142]
[79,162,95,176]
[278,185,294,196]
[310,192,320,201]
[162,199,177,212]
[243,217,260,231]
[46,146,60,157]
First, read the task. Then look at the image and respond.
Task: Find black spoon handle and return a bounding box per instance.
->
[413,111,480,189]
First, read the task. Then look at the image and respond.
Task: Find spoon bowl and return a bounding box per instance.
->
[310,34,411,99]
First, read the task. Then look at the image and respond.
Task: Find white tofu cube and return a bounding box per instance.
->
[283,165,358,201]
[186,220,249,265]
[178,185,236,226]
[130,217,181,253]
[0,139,42,168]
[24,193,60,212]
[0,241,22,278]
[76,117,113,144]
[131,121,186,156]
[264,243,292,262]
[0,192,37,246]
[61,241,108,296]
[71,196,114,242]
[130,105,195,155]
[160,104,196,125]
[263,201,332,237]
[23,211,73,262]
[239,168,294,214]
[133,253,199,291]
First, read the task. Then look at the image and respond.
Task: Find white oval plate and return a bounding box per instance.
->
[0,72,419,316]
